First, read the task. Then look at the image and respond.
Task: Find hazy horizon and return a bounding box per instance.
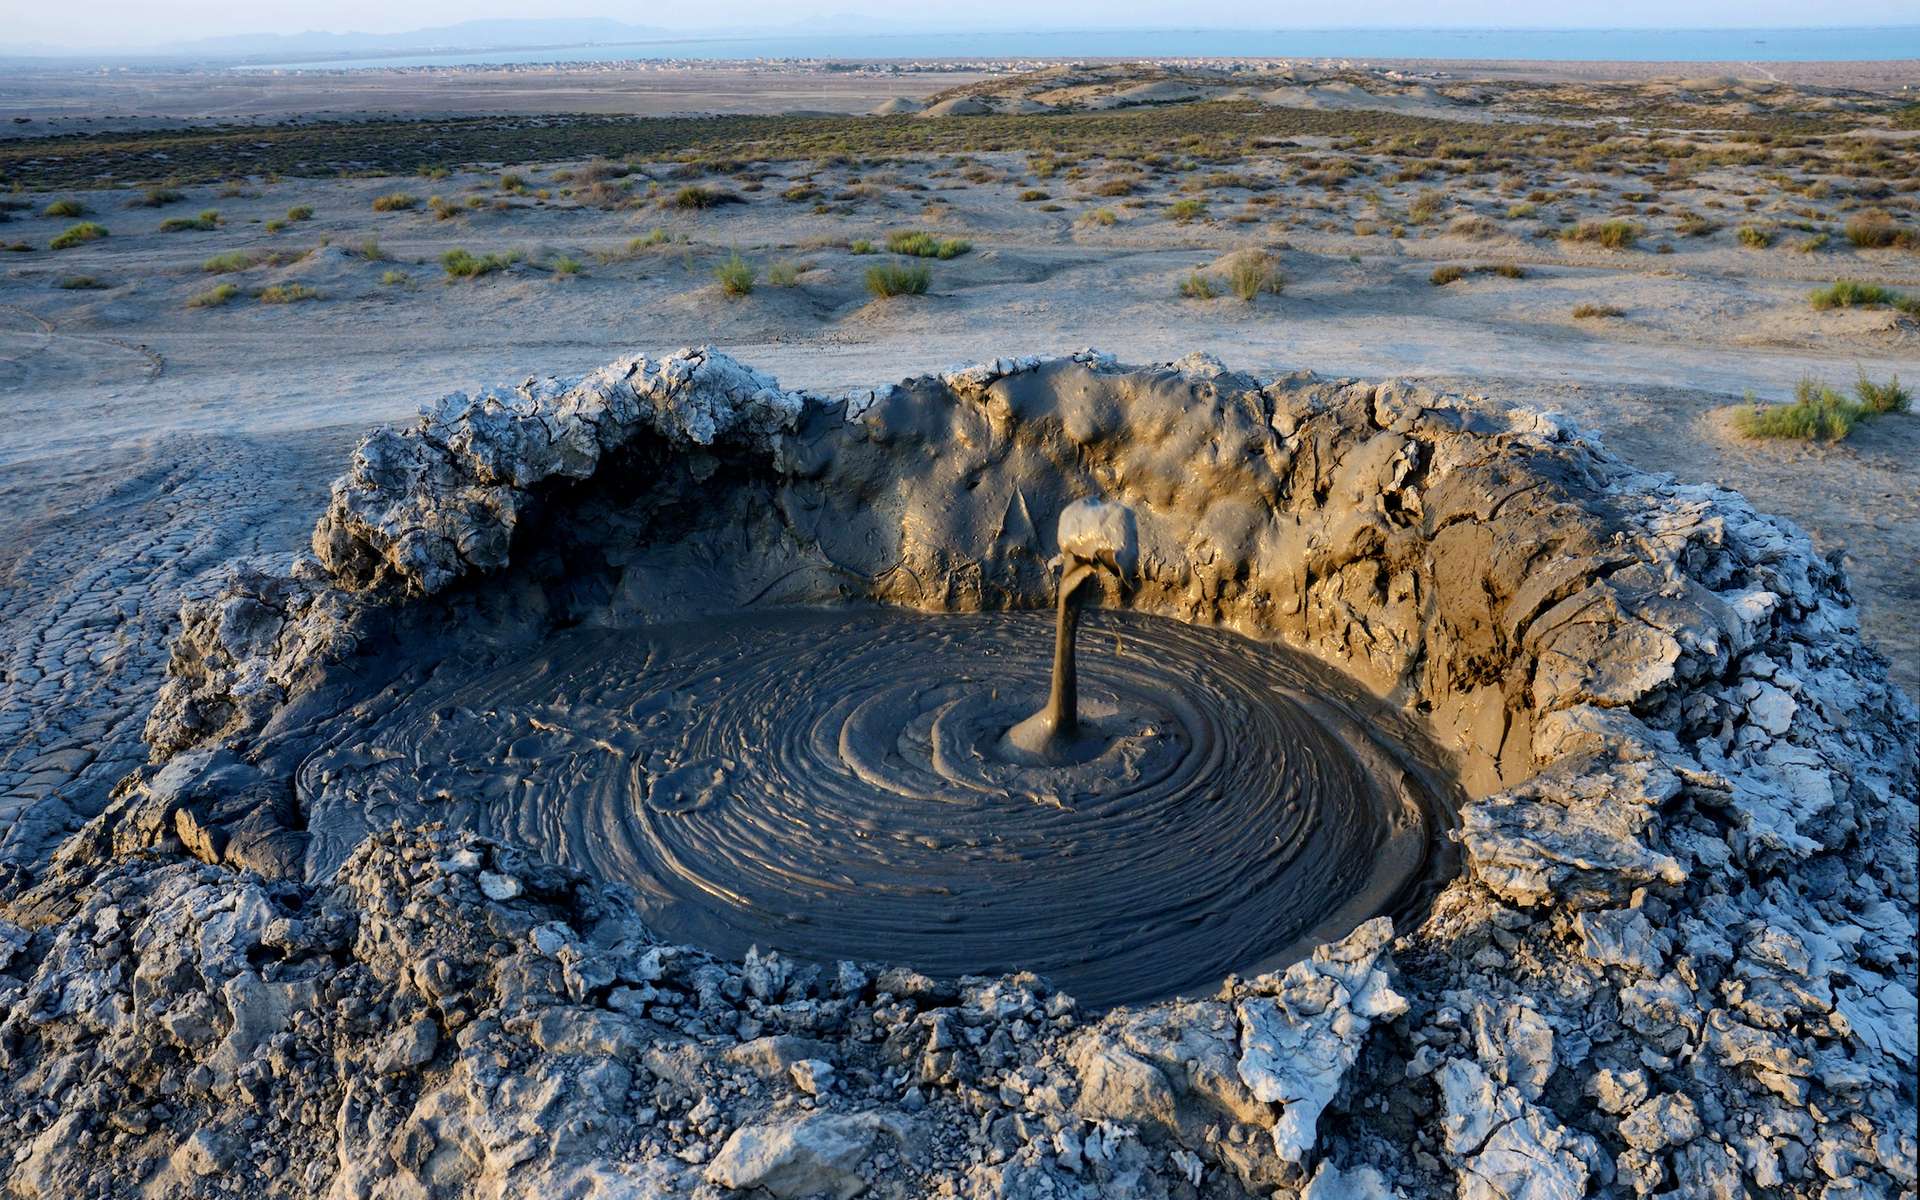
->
[11,3,1920,57]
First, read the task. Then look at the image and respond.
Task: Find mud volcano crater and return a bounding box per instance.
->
[80,347,1914,1195]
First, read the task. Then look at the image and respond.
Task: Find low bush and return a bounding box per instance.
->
[286,205,314,221]
[670,185,742,210]
[126,187,185,208]
[43,198,87,218]
[1572,302,1626,318]
[1224,250,1283,301]
[1844,210,1916,249]
[714,252,755,296]
[1854,370,1911,415]
[1178,271,1218,300]
[886,230,970,258]
[1734,374,1908,441]
[551,255,583,277]
[380,269,409,286]
[1429,264,1467,286]
[56,275,108,289]
[850,239,876,254]
[1736,224,1774,249]
[865,260,930,298]
[1809,279,1901,309]
[1082,208,1119,227]
[202,250,258,273]
[1018,189,1050,202]
[441,248,517,278]
[766,260,804,287]
[1167,198,1207,224]
[186,282,240,308]
[49,222,108,249]
[372,192,420,212]
[1562,219,1640,249]
[158,209,220,232]
[259,282,318,304]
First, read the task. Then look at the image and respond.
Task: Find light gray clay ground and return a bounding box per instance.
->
[0,348,1912,1199]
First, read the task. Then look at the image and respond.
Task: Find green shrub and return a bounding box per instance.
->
[1408,190,1445,224]
[670,185,741,210]
[1224,250,1283,301]
[1082,208,1119,227]
[551,255,583,277]
[126,187,185,208]
[1562,219,1640,249]
[1178,272,1218,300]
[186,282,240,308]
[264,219,287,233]
[865,260,930,298]
[380,269,409,286]
[259,282,319,304]
[850,239,875,254]
[159,210,220,232]
[372,192,419,212]
[1167,198,1207,224]
[356,237,389,261]
[1736,224,1773,249]
[441,248,515,278]
[1735,379,1859,441]
[1505,202,1537,219]
[766,260,803,287]
[49,222,107,249]
[43,198,86,218]
[886,230,970,258]
[714,252,755,296]
[202,250,258,273]
[56,275,107,289]
[1854,370,1911,415]
[1809,279,1902,310]
[287,205,314,221]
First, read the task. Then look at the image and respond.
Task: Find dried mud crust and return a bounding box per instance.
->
[0,348,1914,1200]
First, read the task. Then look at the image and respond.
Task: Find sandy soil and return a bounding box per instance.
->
[2,103,1918,849]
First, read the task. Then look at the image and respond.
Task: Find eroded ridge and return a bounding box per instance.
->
[0,348,1913,1200]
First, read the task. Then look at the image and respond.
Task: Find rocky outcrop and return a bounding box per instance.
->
[3,349,1913,1199]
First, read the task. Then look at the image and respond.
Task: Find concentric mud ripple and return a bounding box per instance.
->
[299,607,1451,1006]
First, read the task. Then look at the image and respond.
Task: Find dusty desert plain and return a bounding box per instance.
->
[0,57,1916,1200]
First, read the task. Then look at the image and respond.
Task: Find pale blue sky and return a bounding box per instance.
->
[10,0,1917,54]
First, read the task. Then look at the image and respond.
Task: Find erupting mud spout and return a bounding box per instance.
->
[1009,499,1139,759]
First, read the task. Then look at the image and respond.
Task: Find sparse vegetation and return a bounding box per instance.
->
[1572,302,1626,319]
[286,205,314,221]
[885,230,970,259]
[56,275,108,289]
[158,209,221,232]
[1167,198,1207,224]
[1562,219,1640,250]
[1808,279,1912,311]
[766,260,804,287]
[43,198,87,218]
[1178,271,1218,300]
[850,240,876,255]
[1082,208,1119,227]
[186,282,240,308]
[372,192,420,212]
[202,250,258,273]
[380,269,410,286]
[1431,262,1526,286]
[1224,250,1283,301]
[865,260,930,298]
[714,252,755,296]
[1734,374,1909,442]
[126,187,185,208]
[1736,224,1774,249]
[670,185,742,210]
[551,255,583,277]
[259,282,319,304]
[440,248,518,278]
[49,222,107,249]
[1843,210,1916,250]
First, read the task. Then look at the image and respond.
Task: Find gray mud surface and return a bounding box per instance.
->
[293,606,1449,1008]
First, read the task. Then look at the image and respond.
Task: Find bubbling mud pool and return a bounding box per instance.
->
[300,607,1456,1007]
